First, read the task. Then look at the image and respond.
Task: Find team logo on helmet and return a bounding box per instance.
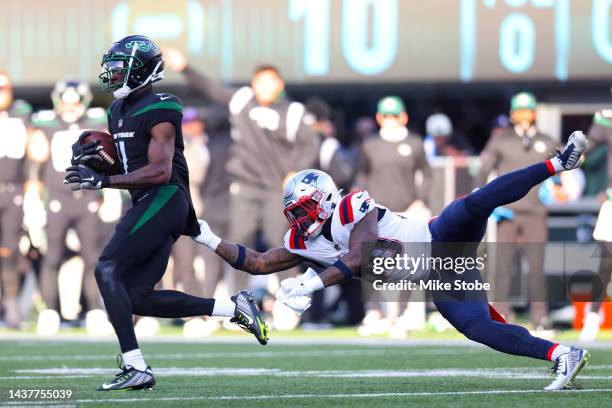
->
[125,40,157,52]
[301,172,320,187]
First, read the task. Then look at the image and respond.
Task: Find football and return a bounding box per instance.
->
[80,130,123,176]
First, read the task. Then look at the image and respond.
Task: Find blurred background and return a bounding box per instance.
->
[1,0,611,341]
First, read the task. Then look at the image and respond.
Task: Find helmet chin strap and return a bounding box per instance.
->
[113,57,164,99]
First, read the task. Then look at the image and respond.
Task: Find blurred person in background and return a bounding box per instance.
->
[490,114,511,139]
[355,96,432,337]
[165,48,319,306]
[424,113,473,158]
[304,97,364,327]
[356,96,431,215]
[0,71,33,328]
[32,80,108,335]
[305,97,358,211]
[581,109,612,340]
[169,107,210,337]
[474,92,555,332]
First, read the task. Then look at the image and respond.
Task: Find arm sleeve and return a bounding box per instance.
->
[182,66,236,106]
[473,136,500,188]
[414,141,432,205]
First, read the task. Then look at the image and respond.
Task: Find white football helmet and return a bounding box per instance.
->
[283,169,340,238]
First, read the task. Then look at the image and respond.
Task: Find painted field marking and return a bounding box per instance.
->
[1,388,612,406]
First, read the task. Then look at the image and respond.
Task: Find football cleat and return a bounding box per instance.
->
[231,290,269,345]
[544,347,590,391]
[554,130,587,171]
[98,356,155,391]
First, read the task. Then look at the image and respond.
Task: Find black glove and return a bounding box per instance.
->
[71,131,103,165]
[64,164,109,191]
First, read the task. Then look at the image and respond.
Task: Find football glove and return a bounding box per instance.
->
[64,164,109,191]
[276,275,313,315]
[71,131,104,165]
[283,270,324,298]
[192,219,221,250]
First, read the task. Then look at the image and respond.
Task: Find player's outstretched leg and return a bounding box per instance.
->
[126,285,270,346]
[467,130,587,216]
[430,131,588,243]
[435,297,590,390]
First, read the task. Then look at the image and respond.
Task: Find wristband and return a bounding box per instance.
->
[332,259,354,279]
[231,244,246,268]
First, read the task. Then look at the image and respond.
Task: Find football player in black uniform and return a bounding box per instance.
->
[64,35,268,391]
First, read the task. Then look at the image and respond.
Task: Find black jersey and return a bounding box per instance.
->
[107,89,199,236]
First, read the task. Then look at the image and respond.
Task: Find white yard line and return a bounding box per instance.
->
[4,366,612,381]
[2,388,612,405]
[0,349,391,362]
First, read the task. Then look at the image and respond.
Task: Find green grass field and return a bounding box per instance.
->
[0,332,610,407]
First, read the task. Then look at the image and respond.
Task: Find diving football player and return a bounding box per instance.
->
[195,131,590,391]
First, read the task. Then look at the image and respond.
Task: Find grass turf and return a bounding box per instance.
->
[0,334,610,407]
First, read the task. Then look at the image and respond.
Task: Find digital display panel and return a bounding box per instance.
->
[1,0,611,84]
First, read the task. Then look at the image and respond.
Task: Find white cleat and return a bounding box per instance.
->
[554,131,588,171]
[544,347,590,390]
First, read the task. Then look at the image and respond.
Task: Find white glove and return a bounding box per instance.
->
[276,278,312,315]
[191,219,221,250]
[285,271,325,298]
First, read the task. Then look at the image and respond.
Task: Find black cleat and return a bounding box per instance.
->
[231,290,269,345]
[98,356,156,391]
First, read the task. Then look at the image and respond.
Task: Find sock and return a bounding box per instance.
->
[122,349,148,371]
[547,158,565,174]
[549,343,572,361]
[211,298,236,317]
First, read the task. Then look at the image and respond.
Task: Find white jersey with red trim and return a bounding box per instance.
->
[283,191,432,280]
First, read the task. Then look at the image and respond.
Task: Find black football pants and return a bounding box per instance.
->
[97,185,215,352]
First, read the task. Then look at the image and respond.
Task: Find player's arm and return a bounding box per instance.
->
[193,219,303,275]
[316,208,379,287]
[106,122,175,189]
[217,242,302,275]
[285,208,379,296]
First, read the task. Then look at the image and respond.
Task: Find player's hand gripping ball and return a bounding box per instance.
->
[71,130,123,176]
[64,164,109,191]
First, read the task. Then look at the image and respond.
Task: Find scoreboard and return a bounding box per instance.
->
[1,0,612,84]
